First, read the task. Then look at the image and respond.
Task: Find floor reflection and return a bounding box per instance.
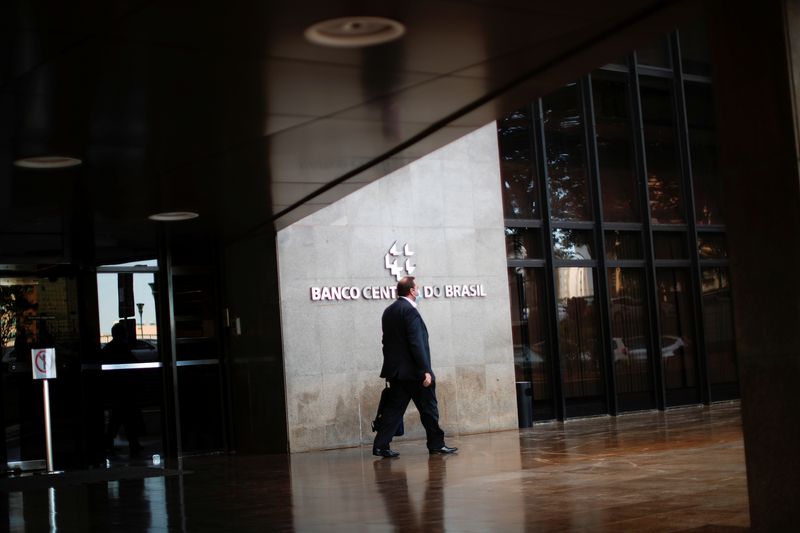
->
[3,471,177,531]
[372,455,448,532]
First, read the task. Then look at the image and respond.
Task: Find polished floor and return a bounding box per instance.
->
[3,402,749,532]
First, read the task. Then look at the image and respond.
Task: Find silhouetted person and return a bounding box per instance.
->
[102,322,143,455]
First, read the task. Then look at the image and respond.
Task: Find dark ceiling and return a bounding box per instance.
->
[0,0,703,265]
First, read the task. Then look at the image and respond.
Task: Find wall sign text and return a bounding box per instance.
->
[310,284,487,302]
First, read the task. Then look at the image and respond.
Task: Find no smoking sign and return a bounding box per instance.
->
[31,348,57,380]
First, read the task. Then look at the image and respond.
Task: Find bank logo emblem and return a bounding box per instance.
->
[385,241,416,281]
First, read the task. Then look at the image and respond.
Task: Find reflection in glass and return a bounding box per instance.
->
[702,268,738,400]
[641,77,685,224]
[657,268,699,406]
[697,233,728,259]
[543,83,593,221]
[507,268,554,420]
[686,82,724,224]
[679,19,711,76]
[173,275,216,343]
[172,271,224,454]
[608,268,655,411]
[603,56,628,69]
[552,229,594,260]
[505,227,542,260]
[605,231,643,260]
[653,232,688,260]
[637,37,671,68]
[593,71,641,222]
[498,108,540,219]
[2,277,81,465]
[556,268,606,416]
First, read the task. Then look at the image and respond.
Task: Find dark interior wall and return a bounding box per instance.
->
[710,0,800,529]
[221,232,288,454]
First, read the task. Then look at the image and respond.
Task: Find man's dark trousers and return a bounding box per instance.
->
[374,378,445,451]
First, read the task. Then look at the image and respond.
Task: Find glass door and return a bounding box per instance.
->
[96,262,164,466]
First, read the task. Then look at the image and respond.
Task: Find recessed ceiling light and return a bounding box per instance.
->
[304,16,405,48]
[14,155,83,169]
[147,211,199,222]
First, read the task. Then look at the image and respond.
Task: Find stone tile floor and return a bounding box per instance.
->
[3,402,748,532]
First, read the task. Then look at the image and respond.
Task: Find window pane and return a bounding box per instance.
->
[556,268,606,416]
[641,77,685,224]
[505,227,543,260]
[553,229,594,260]
[508,267,555,420]
[593,71,641,222]
[702,268,738,400]
[680,19,711,76]
[2,277,85,464]
[543,83,593,221]
[98,273,159,350]
[605,231,643,260]
[657,268,699,406]
[96,271,164,462]
[654,232,688,260]
[498,108,541,219]
[697,233,728,259]
[637,37,671,68]
[608,268,655,411]
[686,82,724,224]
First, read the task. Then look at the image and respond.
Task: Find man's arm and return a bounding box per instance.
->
[405,310,432,379]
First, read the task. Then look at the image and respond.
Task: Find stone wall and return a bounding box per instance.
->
[277,123,517,452]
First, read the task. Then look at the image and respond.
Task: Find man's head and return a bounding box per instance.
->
[111,322,128,341]
[397,276,419,300]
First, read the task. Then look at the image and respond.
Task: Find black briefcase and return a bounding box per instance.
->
[371,382,404,436]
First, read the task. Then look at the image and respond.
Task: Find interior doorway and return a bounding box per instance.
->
[95,260,165,467]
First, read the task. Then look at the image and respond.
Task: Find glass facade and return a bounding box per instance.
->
[499,24,738,422]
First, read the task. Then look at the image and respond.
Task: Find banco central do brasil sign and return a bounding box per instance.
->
[309,241,487,302]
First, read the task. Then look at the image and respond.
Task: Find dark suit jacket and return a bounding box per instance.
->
[380,297,434,381]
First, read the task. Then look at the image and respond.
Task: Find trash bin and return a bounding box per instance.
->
[515,381,533,428]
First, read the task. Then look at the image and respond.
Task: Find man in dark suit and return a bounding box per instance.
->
[373,276,458,458]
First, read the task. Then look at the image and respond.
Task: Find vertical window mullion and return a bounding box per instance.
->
[672,30,710,405]
[630,52,667,411]
[582,74,616,416]
[534,98,567,421]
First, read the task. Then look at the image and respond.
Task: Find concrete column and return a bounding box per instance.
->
[710,1,800,530]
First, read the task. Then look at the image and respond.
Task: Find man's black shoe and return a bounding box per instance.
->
[373,448,399,458]
[429,445,458,455]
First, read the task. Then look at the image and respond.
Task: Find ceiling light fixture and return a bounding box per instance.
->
[147,211,199,222]
[304,16,405,48]
[14,155,83,169]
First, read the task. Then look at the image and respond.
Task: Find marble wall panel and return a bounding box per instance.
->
[279,122,517,452]
[455,365,490,433]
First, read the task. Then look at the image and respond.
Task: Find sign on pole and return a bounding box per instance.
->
[31,348,57,380]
